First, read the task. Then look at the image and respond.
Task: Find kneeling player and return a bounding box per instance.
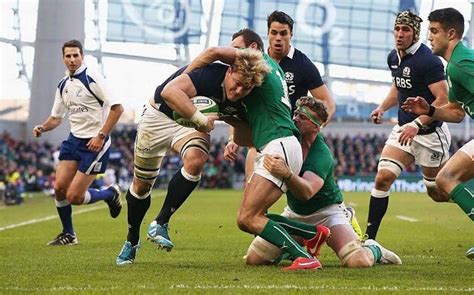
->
[243,96,402,267]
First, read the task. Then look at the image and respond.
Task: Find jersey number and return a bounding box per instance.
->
[276,71,291,109]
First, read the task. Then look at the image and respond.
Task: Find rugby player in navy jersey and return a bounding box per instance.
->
[33,40,124,246]
[116,46,270,265]
[265,10,334,119]
[365,11,451,240]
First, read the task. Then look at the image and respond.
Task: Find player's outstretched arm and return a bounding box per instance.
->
[402,97,465,123]
[184,47,238,73]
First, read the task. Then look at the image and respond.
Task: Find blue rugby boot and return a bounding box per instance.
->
[147,221,174,251]
[466,247,474,260]
[116,241,140,265]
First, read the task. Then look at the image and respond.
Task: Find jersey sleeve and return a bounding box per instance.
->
[187,63,227,96]
[455,60,474,94]
[301,55,324,90]
[89,70,122,106]
[303,146,332,181]
[423,56,446,85]
[50,88,67,118]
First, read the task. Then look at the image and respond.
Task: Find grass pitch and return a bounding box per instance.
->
[0,190,472,294]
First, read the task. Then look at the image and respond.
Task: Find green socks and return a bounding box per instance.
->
[260,219,312,259]
[449,183,474,221]
[364,244,382,264]
[266,213,316,239]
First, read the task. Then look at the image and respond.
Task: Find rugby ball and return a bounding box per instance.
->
[173,96,219,128]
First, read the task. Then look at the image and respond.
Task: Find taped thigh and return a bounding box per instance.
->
[337,240,363,265]
[377,158,405,178]
[180,136,210,159]
[247,236,281,262]
[133,153,163,186]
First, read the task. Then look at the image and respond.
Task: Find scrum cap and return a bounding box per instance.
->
[395,10,423,41]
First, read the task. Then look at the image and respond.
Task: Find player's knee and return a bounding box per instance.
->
[426,187,450,202]
[66,191,83,205]
[344,249,373,268]
[435,171,454,194]
[245,237,279,265]
[181,138,209,175]
[236,211,253,233]
[183,151,208,175]
[376,158,404,187]
[245,250,270,265]
[424,176,448,202]
[338,240,372,268]
[53,185,67,199]
[132,178,152,197]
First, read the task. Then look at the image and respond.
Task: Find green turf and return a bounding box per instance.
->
[0,190,472,294]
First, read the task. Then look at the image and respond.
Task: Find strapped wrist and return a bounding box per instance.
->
[190,110,208,127]
[427,105,436,117]
[413,118,423,129]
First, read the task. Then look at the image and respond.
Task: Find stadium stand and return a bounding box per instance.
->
[0,128,468,203]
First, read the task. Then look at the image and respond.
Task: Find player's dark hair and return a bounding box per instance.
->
[267,10,294,32]
[232,28,264,52]
[62,39,83,56]
[428,8,464,38]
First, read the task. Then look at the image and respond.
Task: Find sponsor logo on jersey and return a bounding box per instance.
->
[430,152,441,161]
[402,67,411,77]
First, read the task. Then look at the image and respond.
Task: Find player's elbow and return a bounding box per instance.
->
[111,104,124,115]
[452,110,465,123]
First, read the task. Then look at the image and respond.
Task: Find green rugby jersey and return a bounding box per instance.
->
[286,134,343,215]
[242,54,299,150]
[447,42,474,119]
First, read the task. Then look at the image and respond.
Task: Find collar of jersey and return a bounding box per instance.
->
[287,45,295,59]
[65,63,87,77]
[404,41,421,55]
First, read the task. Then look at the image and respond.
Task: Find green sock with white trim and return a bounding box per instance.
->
[449,183,474,221]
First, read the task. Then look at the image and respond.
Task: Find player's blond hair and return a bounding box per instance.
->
[232,48,271,89]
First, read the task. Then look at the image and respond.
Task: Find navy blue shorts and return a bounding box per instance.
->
[58,133,111,175]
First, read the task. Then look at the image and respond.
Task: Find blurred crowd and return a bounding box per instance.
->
[0,128,467,204]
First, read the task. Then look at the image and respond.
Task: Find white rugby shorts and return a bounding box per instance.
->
[252,136,302,192]
[385,123,451,167]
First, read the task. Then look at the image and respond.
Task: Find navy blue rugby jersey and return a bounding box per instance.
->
[387,43,446,128]
[154,63,246,121]
[278,46,324,113]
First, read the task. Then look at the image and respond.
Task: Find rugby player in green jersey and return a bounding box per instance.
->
[245,96,401,267]
[402,7,474,260]
[184,30,332,270]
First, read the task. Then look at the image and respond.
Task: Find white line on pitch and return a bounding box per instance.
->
[396,215,418,222]
[0,193,164,232]
[0,206,104,232]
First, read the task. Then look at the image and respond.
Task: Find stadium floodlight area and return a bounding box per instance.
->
[219,0,420,70]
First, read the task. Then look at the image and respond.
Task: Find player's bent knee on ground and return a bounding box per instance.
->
[246,236,281,265]
[338,240,373,268]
